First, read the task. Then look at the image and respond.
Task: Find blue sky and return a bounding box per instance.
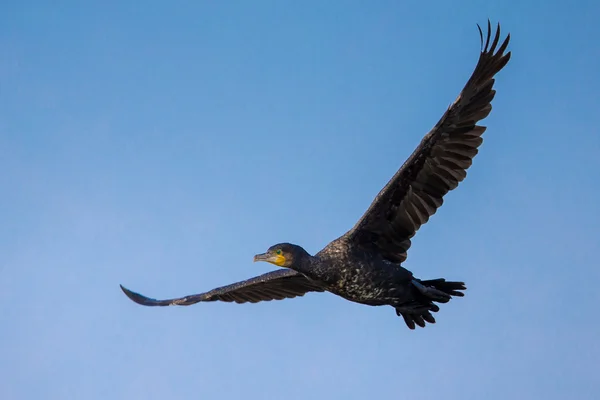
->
[2,1,599,399]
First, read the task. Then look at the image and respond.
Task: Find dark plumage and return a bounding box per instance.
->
[120,21,511,330]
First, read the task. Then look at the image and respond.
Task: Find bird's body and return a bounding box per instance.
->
[310,238,414,307]
[120,21,511,330]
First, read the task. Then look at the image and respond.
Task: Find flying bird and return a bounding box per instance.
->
[121,21,511,330]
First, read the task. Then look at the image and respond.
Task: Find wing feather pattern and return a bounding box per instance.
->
[346,21,511,263]
[120,269,324,306]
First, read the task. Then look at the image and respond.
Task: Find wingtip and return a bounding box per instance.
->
[120,284,150,305]
[119,283,131,296]
[484,20,492,51]
[477,23,484,50]
[477,20,511,58]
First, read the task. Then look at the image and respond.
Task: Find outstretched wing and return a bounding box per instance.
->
[120,269,325,306]
[345,21,511,264]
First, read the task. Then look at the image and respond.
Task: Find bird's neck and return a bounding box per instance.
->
[291,254,318,275]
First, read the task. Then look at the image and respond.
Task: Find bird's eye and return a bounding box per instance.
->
[276,249,282,255]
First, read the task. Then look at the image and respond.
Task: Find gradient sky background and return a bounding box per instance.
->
[2,1,600,399]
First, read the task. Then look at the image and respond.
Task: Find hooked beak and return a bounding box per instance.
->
[253,251,286,267]
[253,252,273,263]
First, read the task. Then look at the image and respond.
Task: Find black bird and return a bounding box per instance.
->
[121,21,511,330]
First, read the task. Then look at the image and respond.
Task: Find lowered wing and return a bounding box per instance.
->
[120,268,325,306]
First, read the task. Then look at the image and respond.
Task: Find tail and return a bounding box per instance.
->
[395,278,466,330]
[419,278,466,299]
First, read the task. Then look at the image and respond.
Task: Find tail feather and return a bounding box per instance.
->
[395,278,466,330]
[420,278,467,297]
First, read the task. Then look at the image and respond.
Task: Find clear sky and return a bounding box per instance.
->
[2,1,599,399]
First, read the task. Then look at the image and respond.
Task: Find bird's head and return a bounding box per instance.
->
[253,243,311,269]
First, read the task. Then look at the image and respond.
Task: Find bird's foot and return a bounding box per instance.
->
[395,307,437,329]
[395,304,431,314]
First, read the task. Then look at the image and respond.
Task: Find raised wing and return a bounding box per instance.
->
[345,21,511,264]
[120,269,325,306]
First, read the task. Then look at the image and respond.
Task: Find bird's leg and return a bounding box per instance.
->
[412,279,451,302]
[394,302,431,314]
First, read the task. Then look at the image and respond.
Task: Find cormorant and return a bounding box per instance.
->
[120,21,511,329]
